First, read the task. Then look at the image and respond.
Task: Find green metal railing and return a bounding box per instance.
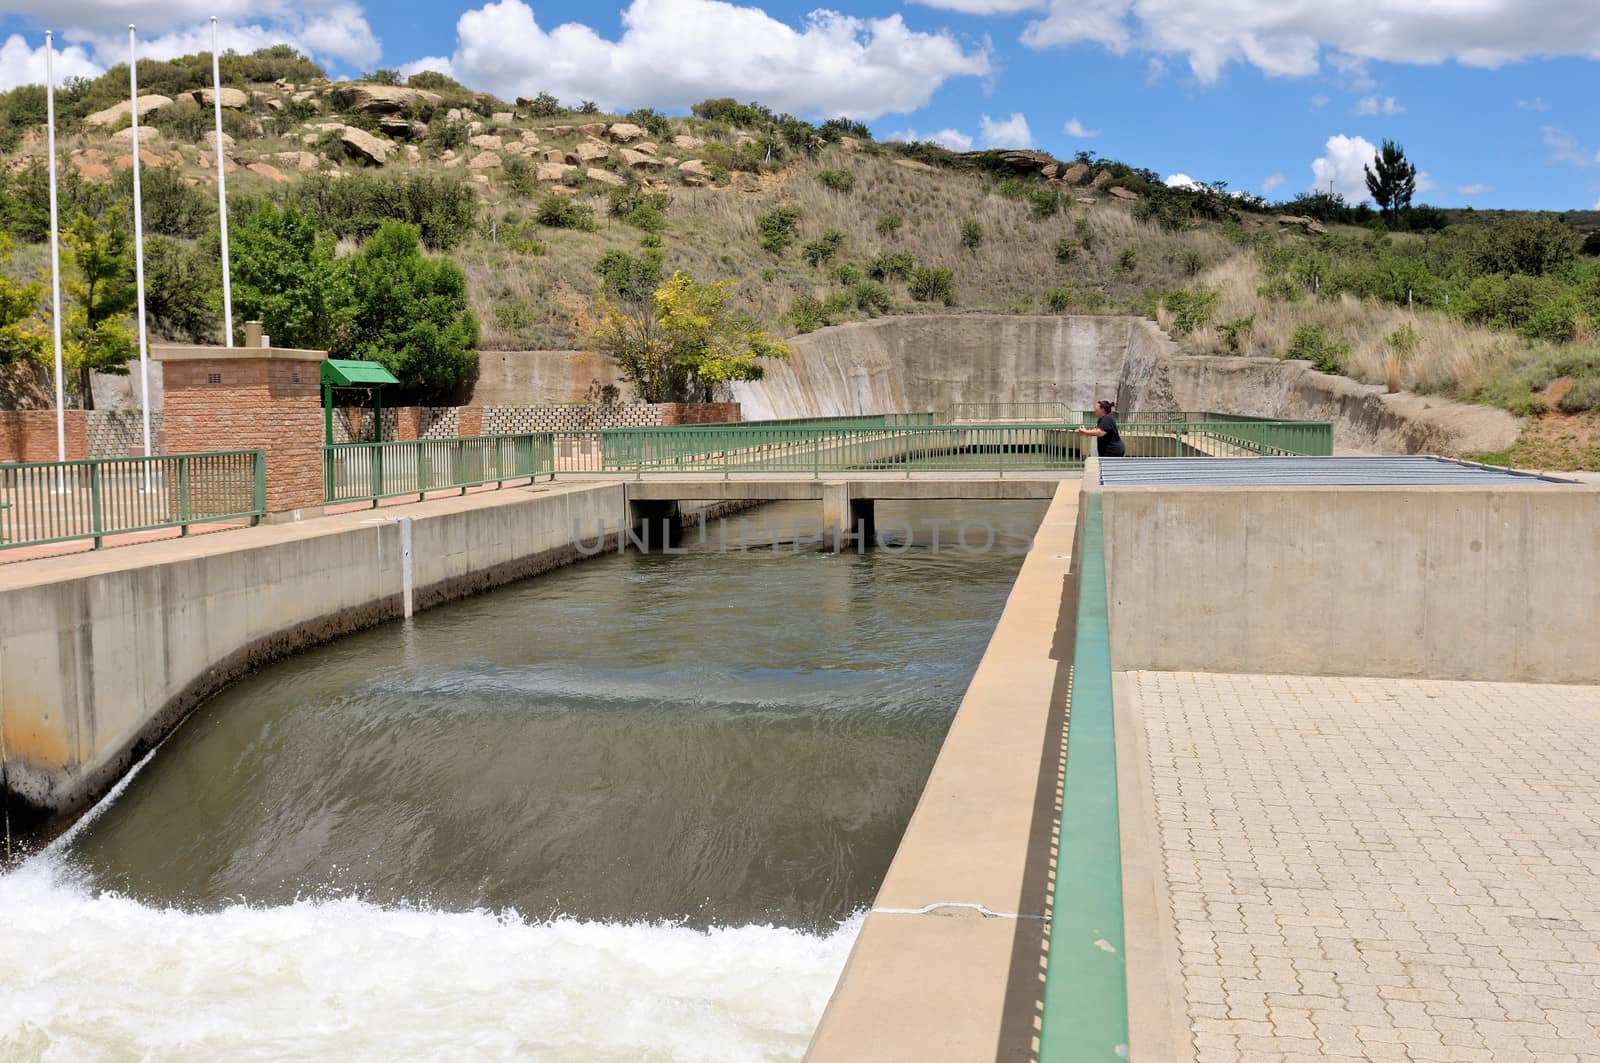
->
[0,450,266,551]
[945,402,1076,423]
[324,434,555,505]
[742,412,935,429]
[1039,489,1129,1060]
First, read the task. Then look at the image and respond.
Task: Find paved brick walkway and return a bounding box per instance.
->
[1132,671,1600,1062]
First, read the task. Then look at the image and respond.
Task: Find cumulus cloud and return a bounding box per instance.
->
[1517,96,1550,111]
[910,0,1600,84]
[1309,133,1377,202]
[1261,173,1285,193]
[980,112,1031,148]
[885,127,975,152]
[1163,173,1201,189]
[0,34,102,92]
[401,56,455,79]
[1061,117,1101,137]
[1542,126,1596,167]
[0,2,382,87]
[1457,183,1488,195]
[1355,95,1404,116]
[1309,94,1330,109]
[434,0,989,119]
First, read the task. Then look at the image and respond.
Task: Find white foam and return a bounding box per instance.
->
[0,856,859,1062]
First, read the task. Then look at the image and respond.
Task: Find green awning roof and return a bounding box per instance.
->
[321,359,399,387]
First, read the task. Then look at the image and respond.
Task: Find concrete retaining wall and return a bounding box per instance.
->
[1100,483,1600,683]
[0,482,628,828]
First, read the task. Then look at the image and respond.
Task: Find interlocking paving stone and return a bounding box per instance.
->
[1132,671,1600,1061]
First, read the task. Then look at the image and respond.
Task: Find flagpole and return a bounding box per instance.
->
[210,17,233,346]
[44,32,67,486]
[128,25,154,481]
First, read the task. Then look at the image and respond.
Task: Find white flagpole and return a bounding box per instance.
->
[128,25,154,478]
[210,17,233,346]
[44,32,67,485]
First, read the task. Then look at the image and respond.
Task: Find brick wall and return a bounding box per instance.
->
[457,406,484,438]
[660,402,741,425]
[162,356,323,514]
[86,410,166,458]
[0,410,90,463]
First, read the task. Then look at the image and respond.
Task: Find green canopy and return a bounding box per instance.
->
[321,359,399,387]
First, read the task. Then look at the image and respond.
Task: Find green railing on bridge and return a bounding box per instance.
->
[324,434,555,505]
[1,450,266,551]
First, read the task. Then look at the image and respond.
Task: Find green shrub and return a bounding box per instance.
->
[852,280,892,315]
[1519,297,1580,343]
[831,263,864,286]
[113,163,213,238]
[1117,247,1138,272]
[866,251,914,280]
[1286,323,1351,374]
[533,194,596,231]
[1030,188,1065,218]
[995,179,1030,199]
[1556,374,1600,413]
[1053,238,1078,264]
[960,219,983,251]
[1180,250,1205,277]
[876,213,903,238]
[525,92,565,118]
[427,118,469,155]
[788,292,854,333]
[817,169,855,193]
[1044,287,1073,312]
[909,267,955,305]
[594,248,663,301]
[624,204,667,234]
[502,156,538,196]
[1256,275,1305,303]
[607,186,670,219]
[1161,289,1219,335]
[756,205,802,252]
[287,172,478,249]
[624,108,671,139]
[801,229,846,266]
[1217,315,1255,354]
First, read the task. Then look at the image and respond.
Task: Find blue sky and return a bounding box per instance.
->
[3,0,1598,211]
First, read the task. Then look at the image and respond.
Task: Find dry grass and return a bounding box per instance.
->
[1167,253,1546,400]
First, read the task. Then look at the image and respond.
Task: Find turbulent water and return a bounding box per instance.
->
[0,501,1043,1062]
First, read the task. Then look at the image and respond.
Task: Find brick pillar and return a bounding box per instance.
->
[0,410,89,462]
[395,407,422,442]
[153,344,327,518]
[458,406,484,438]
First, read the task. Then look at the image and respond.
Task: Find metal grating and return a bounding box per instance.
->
[1098,456,1575,487]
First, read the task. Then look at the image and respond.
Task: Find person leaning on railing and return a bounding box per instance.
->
[1075,400,1125,457]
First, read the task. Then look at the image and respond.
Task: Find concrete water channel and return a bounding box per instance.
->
[5,433,1600,1061]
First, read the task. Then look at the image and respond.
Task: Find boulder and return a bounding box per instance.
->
[70,155,111,182]
[191,87,249,109]
[540,148,566,163]
[492,112,514,124]
[377,114,414,137]
[607,123,647,143]
[1041,162,1060,178]
[405,145,422,164]
[446,108,465,122]
[440,149,458,162]
[678,159,712,186]
[520,130,541,145]
[85,95,173,128]
[1108,186,1139,201]
[469,133,504,151]
[618,148,665,169]
[837,136,861,152]
[1305,221,1328,236]
[246,161,289,183]
[537,162,577,182]
[580,123,608,138]
[672,134,706,151]
[339,125,390,165]
[634,142,659,155]
[587,167,625,187]
[1090,170,1113,189]
[291,91,316,104]
[544,125,575,137]
[1277,215,1314,227]
[265,98,285,112]
[893,158,934,173]
[112,149,169,170]
[469,151,501,170]
[468,120,485,133]
[1062,162,1091,185]
[111,126,162,144]
[573,139,609,162]
[332,84,442,114]
[504,141,528,156]
[295,151,319,173]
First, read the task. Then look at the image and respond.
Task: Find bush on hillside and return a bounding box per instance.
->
[756,205,802,252]
[533,194,596,231]
[909,267,955,305]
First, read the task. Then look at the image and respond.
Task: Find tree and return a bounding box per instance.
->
[0,235,46,366]
[145,236,220,343]
[230,205,348,351]
[62,212,138,409]
[590,271,788,402]
[335,221,479,400]
[1364,140,1417,221]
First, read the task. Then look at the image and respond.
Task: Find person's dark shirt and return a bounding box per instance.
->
[1097,414,1125,457]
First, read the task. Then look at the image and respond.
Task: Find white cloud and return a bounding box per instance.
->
[1061,117,1101,137]
[885,127,975,152]
[401,56,456,79]
[1309,133,1378,202]
[437,0,989,119]
[1355,95,1404,116]
[1542,126,1595,167]
[0,34,102,92]
[979,112,1031,148]
[911,0,1600,85]
[1261,173,1285,193]
[1517,96,1550,111]
[1145,56,1166,83]
[1457,183,1488,195]
[0,3,382,87]
[1163,173,1201,189]
[1414,171,1435,195]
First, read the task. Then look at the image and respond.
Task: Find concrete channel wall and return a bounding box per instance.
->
[0,482,629,826]
[1100,483,1600,683]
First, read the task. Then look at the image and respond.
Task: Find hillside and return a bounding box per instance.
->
[1,47,1598,468]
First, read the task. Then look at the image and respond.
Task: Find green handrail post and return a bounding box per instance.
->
[178,455,191,536]
[1039,490,1128,1061]
[89,462,104,549]
[371,444,383,508]
[254,450,267,523]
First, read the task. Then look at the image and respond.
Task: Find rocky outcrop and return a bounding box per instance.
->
[85,95,174,127]
[537,162,577,182]
[587,167,625,186]
[1090,170,1113,190]
[1108,186,1139,201]
[191,87,249,109]
[246,161,288,182]
[618,148,665,169]
[679,159,712,185]
[671,134,705,151]
[1062,162,1091,185]
[338,125,390,165]
[469,134,503,151]
[331,84,442,114]
[572,140,610,163]
[468,152,501,170]
[607,123,647,143]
